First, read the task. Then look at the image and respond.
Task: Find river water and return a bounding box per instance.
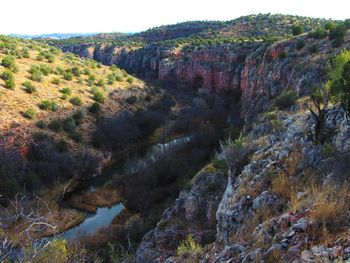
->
[60,135,192,240]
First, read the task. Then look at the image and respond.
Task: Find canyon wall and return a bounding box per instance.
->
[60,33,346,127]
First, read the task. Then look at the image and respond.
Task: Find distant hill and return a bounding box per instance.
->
[46,14,337,47]
[9,32,98,40]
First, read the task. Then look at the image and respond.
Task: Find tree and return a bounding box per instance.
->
[292,24,304,36]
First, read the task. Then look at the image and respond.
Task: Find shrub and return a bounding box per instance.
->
[292,25,304,36]
[23,108,36,119]
[63,71,73,81]
[36,120,46,129]
[97,78,105,87]
[110,65,117,71]
[177,235,203,256]
[39,64,52,76]
[70,131,82,142]
[115,75,123,82]
[93,91,105,103]
[2,70,15,89]
[278,51,288,59]
[126,77,134,84]
[310,28,327,39]
[46,54,55,63]
[107,73,115,85]
[274,90,298,110]
[126,95,137,104]
[39,100,58,111]
[52,77,61,85]
[60,87,71,96]
[87,75,95,86]
[2,55,18,72]
[212,157,228,174]
[329,23,346,44]
[55,139,69,152]
[309,45,318,54]
[4,78,15,89]
[1,70,14,81]
[29,66,43,82]
[325,22,336,31]
[22,81,36,93]
[63,117,77,133]
[296,39,305,50]
[69,96,82,106]
[89,102,101,115]
[72,110,84,125]
[48,119,62,132]
[71,66,81,77]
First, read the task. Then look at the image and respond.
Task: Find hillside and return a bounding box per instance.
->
[0,35,154,152]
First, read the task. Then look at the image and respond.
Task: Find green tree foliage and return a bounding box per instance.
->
[327,50,350,115]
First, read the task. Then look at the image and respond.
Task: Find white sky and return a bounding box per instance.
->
[1,0,349,35]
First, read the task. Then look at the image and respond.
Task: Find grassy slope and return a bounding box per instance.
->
[0,36,153,151]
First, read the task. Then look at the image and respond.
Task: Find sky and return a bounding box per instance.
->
[1,0,349,35]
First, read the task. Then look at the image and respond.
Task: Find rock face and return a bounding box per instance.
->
[60,32,350,128]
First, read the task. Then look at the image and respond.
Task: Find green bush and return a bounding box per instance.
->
[23,108,36,119]
[63,70,73,81]
[126,95,137,104]
[309,45,318,54]
[46,54,55,63]
[93,91,105,103]
[70,130,82,142]
[329,23,346,44]
[72,110,84,124]
[52,77,61,85]
[60,87,71,95]
[4,78,15,89]
[2,55,18,72]
[63,117,77,133]
[115,75,123,82]
[22,81,36,93]
[39,100,59,111]
[274,90,298,110]
[310,28,327,39]
[89,102,101,114]
[29,66,44,82]
[107,73,115,85]
[292,25,304,36]
[87,75,95,86]
[36,120,46,129]
[55,139,69,152]
[126,77,134,84]
[69,96,82,106]
[177,235,202,256]
[97,78,105,87]
[212,157,228,174]
[39,64,52,76]
[325,22,336,31]
[278,51,288,59]
[48,119,62,132]
[296,39,305,50]
[72,66,81,77]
